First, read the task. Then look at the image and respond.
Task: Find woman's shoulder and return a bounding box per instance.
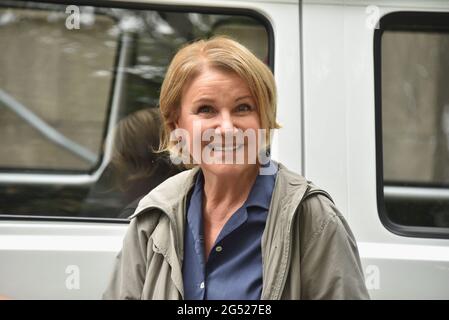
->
[297,184,356,253]
[275,161,336,214]
[129,167,199,219]
[272,162,348,245]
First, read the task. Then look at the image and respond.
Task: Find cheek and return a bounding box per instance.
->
[176,109,195,133]
[177,117,207,153]
[243,115,262,131]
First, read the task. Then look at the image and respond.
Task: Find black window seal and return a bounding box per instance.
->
[0,0,275,224]
[375,11,449,239]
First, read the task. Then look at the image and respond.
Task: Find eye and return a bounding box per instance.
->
[235,104,253,113]
[196,105,215,114]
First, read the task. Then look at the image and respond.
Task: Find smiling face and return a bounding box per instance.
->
[175,66,262,177]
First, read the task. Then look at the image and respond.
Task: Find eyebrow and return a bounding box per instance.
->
[193,98,215,104]
[193,95,252,104]
[235,95,252,102]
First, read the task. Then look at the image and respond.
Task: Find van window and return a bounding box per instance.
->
[376,12,449,237]
[0,1,272,220]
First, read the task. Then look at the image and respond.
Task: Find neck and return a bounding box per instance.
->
[201,165,259,224]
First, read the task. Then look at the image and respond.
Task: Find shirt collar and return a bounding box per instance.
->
[244,164,277,210]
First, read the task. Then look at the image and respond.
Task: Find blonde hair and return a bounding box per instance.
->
[158,36,280,159]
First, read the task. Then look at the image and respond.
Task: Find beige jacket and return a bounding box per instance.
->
[103,162,370,300]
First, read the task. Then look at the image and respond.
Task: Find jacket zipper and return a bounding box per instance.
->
[275,205,299,299]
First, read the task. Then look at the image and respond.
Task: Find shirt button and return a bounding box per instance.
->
[215,246,223,252]
[200,282,205,289]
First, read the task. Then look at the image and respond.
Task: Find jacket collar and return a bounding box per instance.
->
[130,160,310,256]
[260,162,310,299]
[131,166,199,219]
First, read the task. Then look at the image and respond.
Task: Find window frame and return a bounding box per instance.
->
[0,0,275,223]
[375,11,449,239]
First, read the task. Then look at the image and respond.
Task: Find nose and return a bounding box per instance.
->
[215,111,238,135]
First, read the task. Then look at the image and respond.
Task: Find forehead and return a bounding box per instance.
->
[182,67,252,100]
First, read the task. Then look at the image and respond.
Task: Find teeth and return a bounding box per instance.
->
[215,146,236,151]
[210,145,243,151]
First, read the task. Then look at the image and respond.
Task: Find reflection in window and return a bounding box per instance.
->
[0,7,117,171]
[0,1,271,219]
[381,29,449,229]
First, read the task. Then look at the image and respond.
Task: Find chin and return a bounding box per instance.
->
[200,162,256,177]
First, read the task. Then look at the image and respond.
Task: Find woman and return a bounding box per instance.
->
[103,36,369,300]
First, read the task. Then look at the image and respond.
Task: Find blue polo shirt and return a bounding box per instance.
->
[182,165,277,300]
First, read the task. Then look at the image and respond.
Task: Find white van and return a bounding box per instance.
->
[1,0,449,299]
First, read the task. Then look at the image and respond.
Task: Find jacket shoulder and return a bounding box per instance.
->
[297,186,347,251]
[130,168,198,219]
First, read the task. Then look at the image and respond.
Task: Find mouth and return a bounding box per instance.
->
[208,144,244,152]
